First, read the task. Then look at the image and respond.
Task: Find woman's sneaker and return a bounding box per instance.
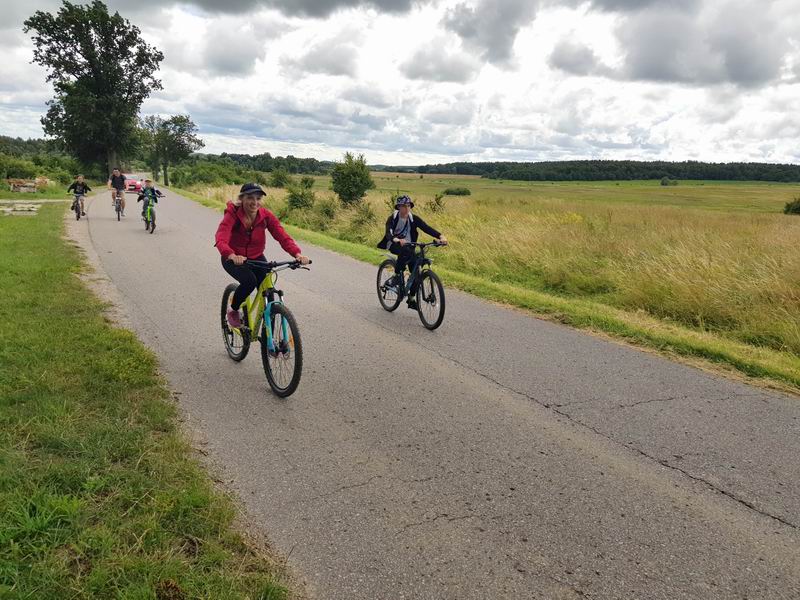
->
[226,308,242,328]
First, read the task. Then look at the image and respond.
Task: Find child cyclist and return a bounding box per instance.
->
[67,175,91,216]
[377,195,447,309]
[215,183,310,328]
[137,179,163,229]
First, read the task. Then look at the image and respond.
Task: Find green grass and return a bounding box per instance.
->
[169,179,800,392]
[0,205,290,599]
[0,184,69,200]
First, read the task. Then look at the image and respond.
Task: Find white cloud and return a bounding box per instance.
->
[2,0,800,165]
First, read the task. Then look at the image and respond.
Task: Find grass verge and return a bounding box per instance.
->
[169,185,800,393]
[0,205,290,599]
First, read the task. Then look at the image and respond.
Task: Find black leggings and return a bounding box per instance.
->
[222,255,269,310]
[390,242,416,274]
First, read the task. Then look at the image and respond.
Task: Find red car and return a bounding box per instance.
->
[123,175,143,193]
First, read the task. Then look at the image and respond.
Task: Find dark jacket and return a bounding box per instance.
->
[67,181,92,195]
[377,211,441,250]
[215,201,301,260]
[137,187,163,205]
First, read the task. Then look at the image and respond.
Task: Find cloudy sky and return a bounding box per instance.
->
[1,0,799,164]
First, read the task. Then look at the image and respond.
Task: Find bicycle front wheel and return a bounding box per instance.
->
[260,303,303,397]
[377,259,402,312]
[416,270,446,330]
[221,283,250,361]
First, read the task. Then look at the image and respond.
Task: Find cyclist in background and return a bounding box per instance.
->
[137,179,163,230]
[66,174,91,216]
[377,195,447,309]
[215,183,310,328]
[107,168,126,216]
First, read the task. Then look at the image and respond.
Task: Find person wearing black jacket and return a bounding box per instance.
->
[67,175,91,215]
[377,195,447,308]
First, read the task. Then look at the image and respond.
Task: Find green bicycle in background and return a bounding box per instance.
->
[220,258,311,397]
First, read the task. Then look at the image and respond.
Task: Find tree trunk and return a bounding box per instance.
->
[163,162,169,187]
[107,149,118,177]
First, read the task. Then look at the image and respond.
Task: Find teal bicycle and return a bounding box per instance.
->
[220,259,311,397]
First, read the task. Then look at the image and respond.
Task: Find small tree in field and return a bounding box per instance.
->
[331,152,374,206]
[269,167,291,188]
[784,197,800,215]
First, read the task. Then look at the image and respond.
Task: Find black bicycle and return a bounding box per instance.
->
[221,258,311,397]
[114,189,123,221]
[70,193,83,220]
[376,241,446,330]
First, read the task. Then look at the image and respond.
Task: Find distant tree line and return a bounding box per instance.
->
[0,134,79,184]
[218,152,334,175]
[409,160,800,182]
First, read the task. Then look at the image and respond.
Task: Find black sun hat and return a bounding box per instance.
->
[238,182,267,197]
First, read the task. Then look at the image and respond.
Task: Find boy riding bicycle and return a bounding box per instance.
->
[67,174,91,216]
[377,195,447,309]
[137,179,163,216]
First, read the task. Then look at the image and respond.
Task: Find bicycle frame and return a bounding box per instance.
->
[239,270,288,353]
[398,243,437,294]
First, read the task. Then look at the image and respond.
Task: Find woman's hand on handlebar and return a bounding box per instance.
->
[294,254,311,265]
[437,235,448,246]
[229,254,247,265]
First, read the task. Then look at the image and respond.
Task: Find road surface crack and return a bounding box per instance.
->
[414,347,799,532]
[397,513,475,534]
[614,396,678,409]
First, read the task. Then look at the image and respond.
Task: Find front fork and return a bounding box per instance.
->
[262,291,289,353]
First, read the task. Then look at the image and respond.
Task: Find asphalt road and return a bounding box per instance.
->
[79,188,800,599]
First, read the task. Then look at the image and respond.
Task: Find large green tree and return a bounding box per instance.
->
[331,152,375,205]
[139,115,204,185]
[24,1,163,174]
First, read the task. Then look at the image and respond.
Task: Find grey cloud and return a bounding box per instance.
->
[202,27,267,75]
[443,0,538,65]
[282,35,359,76]
[341,85,392,108]
[130,0,415,16]
[478,130,512,147]
[548,40,603,76]
[590,0,697,12]
[615,2,789,87]
[419,96,475,125]
[400,46,479,83]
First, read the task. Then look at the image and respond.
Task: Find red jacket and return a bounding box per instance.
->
[215,202,301,260]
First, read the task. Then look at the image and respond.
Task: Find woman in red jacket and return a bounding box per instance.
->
[216,183,309,328]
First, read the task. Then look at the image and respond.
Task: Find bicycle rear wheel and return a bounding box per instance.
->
[416,270,445,330]
[260,303,303,397]
[221,283,250,361]
[377,259,402,312]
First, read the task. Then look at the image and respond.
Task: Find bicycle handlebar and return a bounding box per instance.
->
[405,241,447,248]
[236,258,312,271]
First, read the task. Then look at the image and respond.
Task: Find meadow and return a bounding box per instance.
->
[177,173,800,387]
